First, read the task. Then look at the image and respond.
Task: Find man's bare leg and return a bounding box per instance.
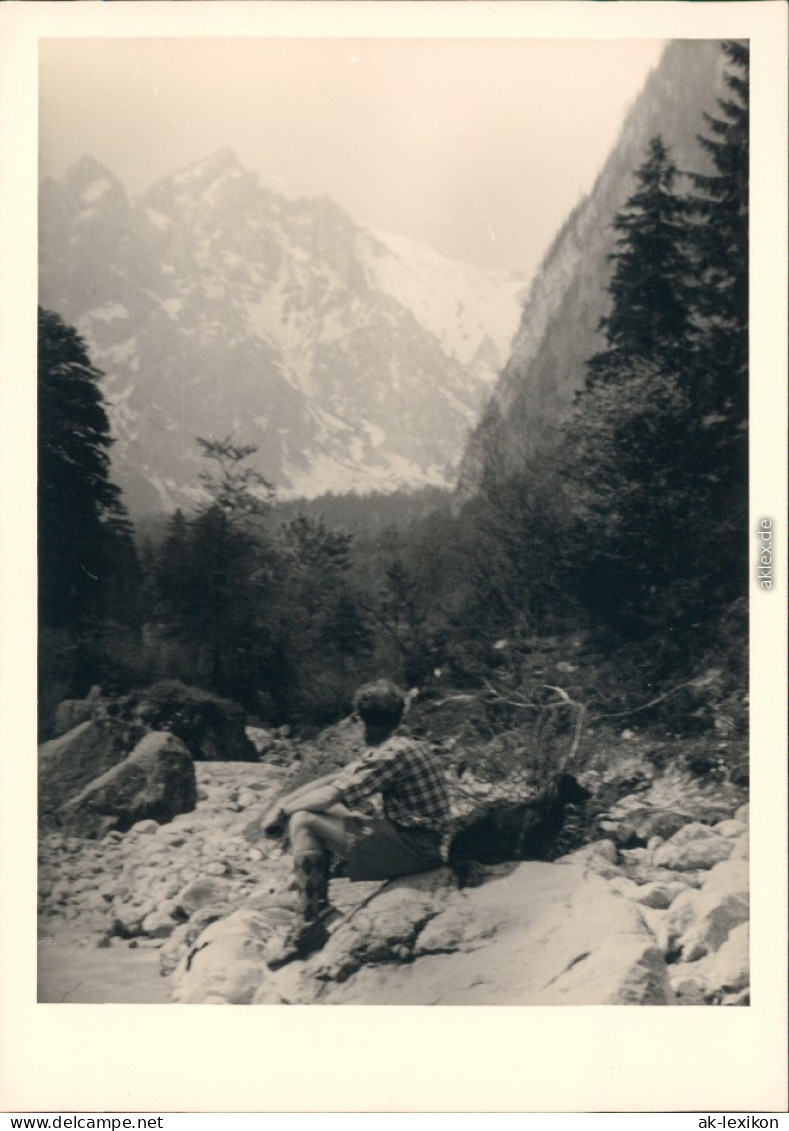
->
[288,806,361,858]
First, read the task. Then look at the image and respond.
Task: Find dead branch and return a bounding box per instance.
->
[588,679,698,723]
[482,678,539,711]
[536,686,588,774]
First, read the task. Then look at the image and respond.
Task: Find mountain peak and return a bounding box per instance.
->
[39,148,525,515]
[171,146,244,185]
[65,154,118,182]
[62,155,126,201]
[141,147,250,214]
[47,156,129,221]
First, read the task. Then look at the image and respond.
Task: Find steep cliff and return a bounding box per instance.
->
[457,40,730,493]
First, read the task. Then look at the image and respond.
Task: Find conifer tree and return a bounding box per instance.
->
[565,93,748,657]
[156,509,191,624]
[683,40,750,611]
[38,307,135,628]
[587,136,695,386]
[184,439,276,698]
[687,40,749,419]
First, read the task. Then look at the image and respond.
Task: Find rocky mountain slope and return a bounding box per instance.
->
[457,39,731,492]
[39,149,524,514]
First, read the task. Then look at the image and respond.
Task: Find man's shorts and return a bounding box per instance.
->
[346,818,443,882]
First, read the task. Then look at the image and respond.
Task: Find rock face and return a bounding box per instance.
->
[58,732,197,836]
[457,40,729,493]
[38,717,147,819]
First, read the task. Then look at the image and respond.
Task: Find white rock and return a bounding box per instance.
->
[637,905,670,952]
[158,832,188,848]
[130,819,159,836]
[734,803,749,825]
[141,910,179,938]
[608,876,641,899]
[176,876,232,915]
[171,909,275,1004]
[669,961,710,1003]
[629,880,688,910]
[201,861,229,877]
[252,865,674,1007]
[701,858,749,896]
[50,880,72,903]
[714,819,747,838]
[112,899,155,936]
[666,886,749,962]
[654,834,733,871]
[662,822,719,847]
[79,892,110,914]
[706,922,749,993]
[564,839,619,865]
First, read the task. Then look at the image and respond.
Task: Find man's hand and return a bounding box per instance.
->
[261,805,289,839]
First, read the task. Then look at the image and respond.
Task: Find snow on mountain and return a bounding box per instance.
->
[39,148,524,514]
[363,228,525,381]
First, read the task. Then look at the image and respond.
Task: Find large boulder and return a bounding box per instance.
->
[38,717,147,819]
[171,908,276,1004]
[58,731,197,837]
[653,823,735,871]
[704,921,749,994]
[665,858,749,963]
[122,681,258,762]
[172,862,674,1006]
[667,920,749,1004]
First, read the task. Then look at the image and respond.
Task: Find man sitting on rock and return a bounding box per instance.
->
[261,679,450,966]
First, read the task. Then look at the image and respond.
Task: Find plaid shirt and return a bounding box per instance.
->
[334,735,450,831]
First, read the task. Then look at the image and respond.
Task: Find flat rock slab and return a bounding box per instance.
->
[244,862,672,1006]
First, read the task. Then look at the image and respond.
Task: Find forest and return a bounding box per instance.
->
[37,44,749,778]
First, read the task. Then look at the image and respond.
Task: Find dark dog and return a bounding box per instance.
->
[447,772,592,887]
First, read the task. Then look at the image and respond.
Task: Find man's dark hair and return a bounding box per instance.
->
[353,679,406,728]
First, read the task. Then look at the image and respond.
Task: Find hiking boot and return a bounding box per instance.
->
[265,850,340,970]
[294,850,327,920]
[264,905,342,971]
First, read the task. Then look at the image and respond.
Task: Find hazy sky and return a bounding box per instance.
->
[40,37,665,276]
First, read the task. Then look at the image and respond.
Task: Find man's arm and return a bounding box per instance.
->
[261,769,350,837]
[278,770,340,810]
[280,780,343,816]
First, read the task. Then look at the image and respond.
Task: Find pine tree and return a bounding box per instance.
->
[185,439,276,698]
[687,40,749,419]
[563,58,750,662]
[587,136,696,386]
[156,509,191,624]
[38,307,135,628]
[683,40,750,613]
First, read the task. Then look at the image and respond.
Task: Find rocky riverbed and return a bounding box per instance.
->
[37,754,750,1006]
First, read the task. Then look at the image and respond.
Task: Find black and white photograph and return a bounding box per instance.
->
[1,0,787,1115]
